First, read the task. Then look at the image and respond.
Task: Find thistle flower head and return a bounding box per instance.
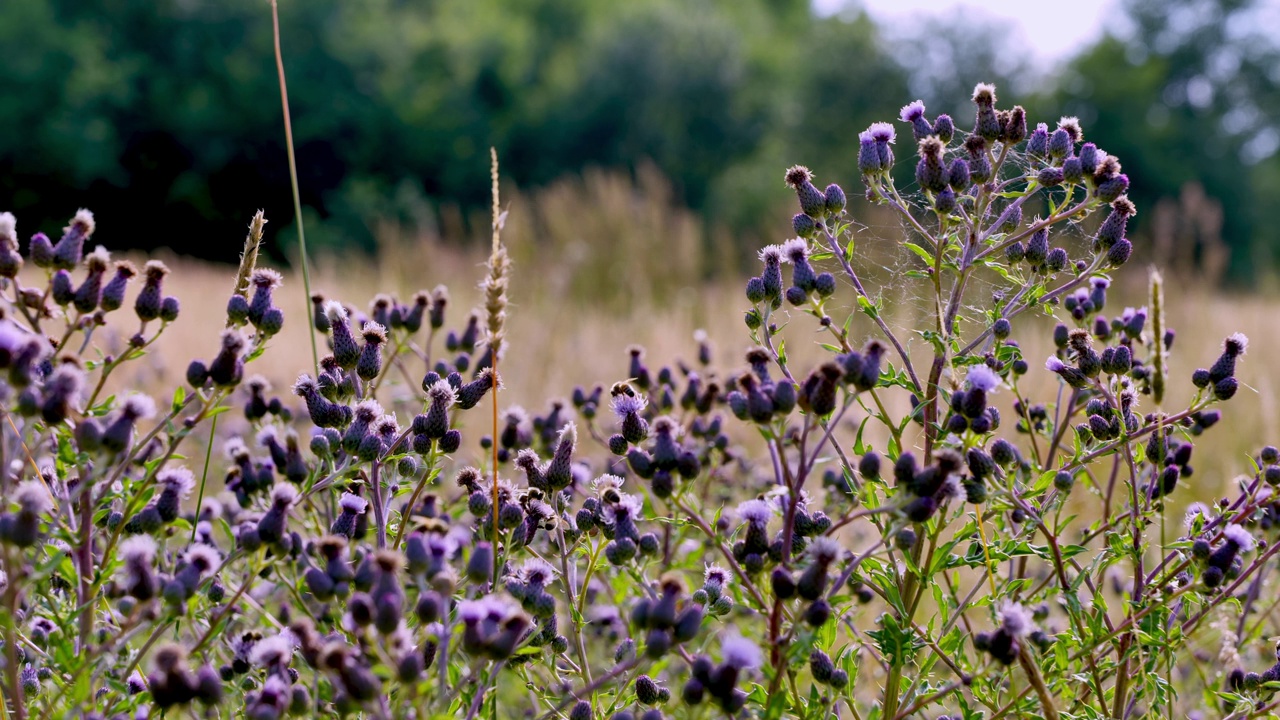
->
[373,549,404,573]
[783,165,813,189]
[1057,116,1083,143]
[967,364,1000,392]
[998,600,1034,638]
[592,474,625,494]
[158,467,196,495]
[938,473,964,500]
[721,631,763,669]
[610,393,647,418]
[458,595,521,623]
[220,328,247,353]
[0,213,14,243]
[737,498,774,525]
[1120,306,1147,325]
[152,643,187,674]
[781,237,809,263]
[972,83,997,105]
[427,379,458,406]
[14,481,52,515]
[354,399,383,423]
[361,321,387,345]
[600,492,644,523]
[704,564,731,587]
[120,535,157,564]
[918,137,944,160]
[85,246,110,273]
[1045,357,1066,373]
[374,414,400,438]
[339,492,368,514]
[143,260,170,282]
[752,242,783,265]
[46,363,85,398]
[807,536,841,564]
[249,634,294,668]
[184,544,221,572]
[224,437,250,462]
[514,558,557,586]
[1225,333,1249,357]
[1223,524,1255,552]
[250,269,283,289]
[1183,502,1211,530]
[256,425,281,448]
[324,301,348,323]
[270,483,299,508]
[899,100,926,122]
[651,416,679,436]
[292,374,320,397]
[121,394,156,420]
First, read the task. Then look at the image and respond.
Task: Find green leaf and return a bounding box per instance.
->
[857,295,879,320]
[903,242,935,265]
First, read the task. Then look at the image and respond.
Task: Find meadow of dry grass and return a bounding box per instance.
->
[68,169,1273,521]
[104,252,1266,502]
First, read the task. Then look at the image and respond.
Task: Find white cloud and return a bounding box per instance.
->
[815,0,1119,66]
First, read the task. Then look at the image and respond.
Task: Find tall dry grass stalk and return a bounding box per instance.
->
[484,147,510,586]
[271,0,318,375]
[229,211,266,319]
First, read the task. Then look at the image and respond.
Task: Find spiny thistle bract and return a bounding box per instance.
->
[0,84,1267,720]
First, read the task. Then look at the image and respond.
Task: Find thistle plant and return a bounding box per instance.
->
[0,83,1273,720]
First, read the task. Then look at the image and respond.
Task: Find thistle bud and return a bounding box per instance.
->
[325,302,360,369]
[1047,128,1072,159]
[857,132,879,176]
[135,261,169,322]
[915,138,948,193]
[964,136,992,184]
[160,296,181,323]
[209,329,247,387]
[102,394,156,454]
[824,184,846,215]
[900,100,932,142]
[933,114,955,143]
[1097,174,1130,203]
[52,209,94,270]
[51,270,74,306]
[784,166,826,217]
[356,322,387,381]
[1005,106,1027,144]
[972,83,1000,140]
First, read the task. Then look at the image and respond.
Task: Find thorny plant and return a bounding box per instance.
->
[0,84,1273,720]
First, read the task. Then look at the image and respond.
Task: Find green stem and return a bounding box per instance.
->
[190,412,217,543]
[271,0,319,376]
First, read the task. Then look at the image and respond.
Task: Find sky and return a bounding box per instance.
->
[816,0,1119,66]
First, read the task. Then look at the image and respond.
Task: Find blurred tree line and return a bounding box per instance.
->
[0,0,1276,279]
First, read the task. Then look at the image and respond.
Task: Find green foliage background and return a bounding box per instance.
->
[0,0,1276,279]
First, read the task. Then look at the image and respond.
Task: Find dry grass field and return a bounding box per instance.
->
[37,169,1261,528]
[97,227,1273,515]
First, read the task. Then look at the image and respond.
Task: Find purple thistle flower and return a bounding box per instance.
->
[998,601,1034,638]
[967,364,1000,392]
[899,100,932,141]
[721,632,763,670]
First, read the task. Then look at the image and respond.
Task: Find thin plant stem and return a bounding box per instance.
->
[270,0,319,376]
[190,412,217,544]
